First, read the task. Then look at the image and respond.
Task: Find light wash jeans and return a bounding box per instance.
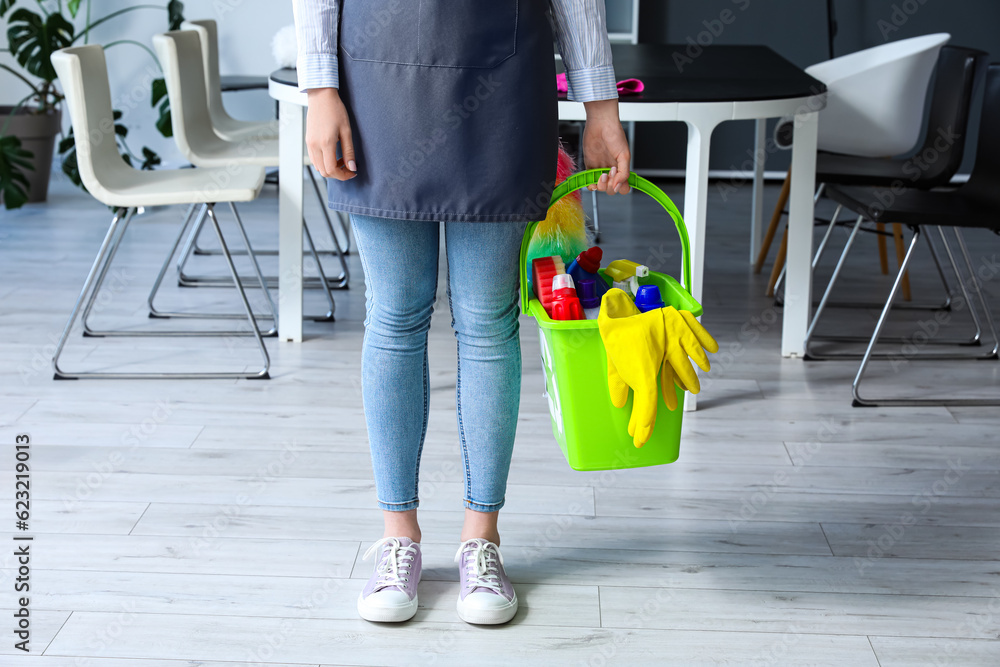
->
[351,213,527,513]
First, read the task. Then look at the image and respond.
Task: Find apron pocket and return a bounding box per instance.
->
[341,0,517,69]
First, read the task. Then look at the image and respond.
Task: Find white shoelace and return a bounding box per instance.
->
[363,537,417,590]
[454,538,505,595]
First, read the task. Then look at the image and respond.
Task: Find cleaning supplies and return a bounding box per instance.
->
[605,260,649,297]
[577,278,602,319]
[567,247,608,298]
[598,289,720,445]
[634,285,665,313]
[597,289,668,447]
[525,144,590,269]
[660,306,718,397]
[549,274,585,321]
[531,256,566,314]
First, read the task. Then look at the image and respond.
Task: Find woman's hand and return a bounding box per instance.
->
[306,88,357,181]
[582,98,631,195]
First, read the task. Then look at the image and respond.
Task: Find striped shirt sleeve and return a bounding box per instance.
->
[548,0,619,102]
[292,0,340,91]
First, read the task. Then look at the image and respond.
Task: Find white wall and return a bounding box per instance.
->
[1,0,294,166]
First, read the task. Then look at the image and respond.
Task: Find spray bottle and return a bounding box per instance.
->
[604,260,650,297]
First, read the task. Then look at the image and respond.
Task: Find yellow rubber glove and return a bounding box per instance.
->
[660,307,719,403]
[598,289,667,448]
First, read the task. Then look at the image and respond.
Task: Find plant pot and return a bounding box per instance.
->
[1,106,62,204]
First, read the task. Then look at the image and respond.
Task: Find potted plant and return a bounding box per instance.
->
[0,0,184,209]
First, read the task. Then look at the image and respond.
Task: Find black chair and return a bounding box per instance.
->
[766,46,986,309]
[820,62,1000,407]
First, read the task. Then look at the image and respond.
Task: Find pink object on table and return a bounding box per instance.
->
[556,73,644,96]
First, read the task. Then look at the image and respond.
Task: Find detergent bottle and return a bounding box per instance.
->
[577,278,602,319]
[531,256,566,315]
[549,274,585,321]
[566,247,609,299]
[605,260,649,297]
[634,284,665,313]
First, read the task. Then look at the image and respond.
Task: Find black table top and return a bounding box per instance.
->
[271,43,825,104]
[220,75,269,92]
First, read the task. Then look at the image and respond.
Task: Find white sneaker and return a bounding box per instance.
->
[357,537,421,622]
[454,538,518,624]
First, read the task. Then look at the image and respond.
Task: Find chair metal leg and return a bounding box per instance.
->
[804,215,865,350]
[302,210,335,322]
[79,207,137,336]
[306,166,351,256]
[852,227,922,406]
[590,187,601,242]
[53,207,128,378]
[853,227,999,407]
[806,219,989,359]
[148,204,274,326]
[178,210,348,289]
[193,167,351,256]
[953,228,1000,358]
[101,203,277,336]
[306,166,350,287]
[772,183,826,295]
[52,205,271,380]
[936,228,983,346]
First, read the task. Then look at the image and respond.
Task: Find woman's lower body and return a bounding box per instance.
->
[351,212,526,624]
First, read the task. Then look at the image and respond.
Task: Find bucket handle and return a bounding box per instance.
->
[520,169,692,316]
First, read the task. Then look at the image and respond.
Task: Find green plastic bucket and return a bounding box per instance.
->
[520,169,701,471]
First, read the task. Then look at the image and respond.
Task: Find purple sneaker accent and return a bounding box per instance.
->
[454,538,518,624]
[357,537,421,622]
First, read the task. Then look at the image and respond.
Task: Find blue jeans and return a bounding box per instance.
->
[351,213,527,513]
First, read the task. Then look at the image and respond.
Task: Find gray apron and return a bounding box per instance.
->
[329,0,558,223]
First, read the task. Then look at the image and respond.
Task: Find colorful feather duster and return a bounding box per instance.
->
[525,142,590,269]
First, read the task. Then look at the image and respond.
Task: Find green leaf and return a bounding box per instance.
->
[151,78,167,106]
[67,0,82,18]
[0,1,16,20]
[156,100,172,138]
[140,146,161,171]
[0,135,35,210]
[7,9,75,84]
[121,153,133,167]
[167,0,185,31]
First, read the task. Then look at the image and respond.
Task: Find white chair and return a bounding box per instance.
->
[806,33,950,157]
[181,19,279,143]
[179,21,351,268]
[49,44,273,379]
[758,33,951,292]
[153,29,350,322]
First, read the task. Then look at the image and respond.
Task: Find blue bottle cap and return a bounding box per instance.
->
[577,278,601,309]
[634,285,664,313]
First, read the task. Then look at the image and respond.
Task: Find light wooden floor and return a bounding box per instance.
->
[1,174,999,666]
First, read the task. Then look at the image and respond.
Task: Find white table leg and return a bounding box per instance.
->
[782,110,820,358]
[680,116,722,412]
[278,100,305,343]
[749,119,767,264]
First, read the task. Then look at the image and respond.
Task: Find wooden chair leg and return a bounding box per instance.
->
[892,223,912,301]
[754,169,792,274]
[876,223,889,275]
[766,226,788,297]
